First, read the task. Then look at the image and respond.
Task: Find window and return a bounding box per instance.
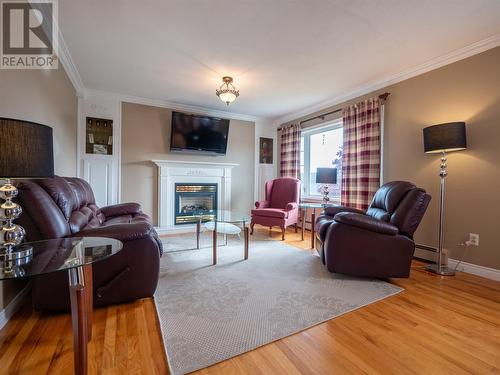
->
[300,120,343,201]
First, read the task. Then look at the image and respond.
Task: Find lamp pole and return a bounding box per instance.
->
[426,151,455,275]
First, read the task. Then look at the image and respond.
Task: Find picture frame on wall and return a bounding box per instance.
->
[259,137,273,164]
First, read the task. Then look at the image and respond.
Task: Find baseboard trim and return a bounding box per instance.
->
[0,282,31,331]
[448,259,500,282]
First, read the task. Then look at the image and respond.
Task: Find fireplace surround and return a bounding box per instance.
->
[152,160,238,232]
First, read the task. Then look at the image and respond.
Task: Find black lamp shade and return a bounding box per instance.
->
[316,168,337,184]
[0,118,54,178]
[423,122,467,154]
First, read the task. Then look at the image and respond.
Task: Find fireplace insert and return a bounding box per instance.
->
[174,183,217,225]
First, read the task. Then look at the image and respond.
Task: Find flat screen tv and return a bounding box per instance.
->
[170,111,230,155]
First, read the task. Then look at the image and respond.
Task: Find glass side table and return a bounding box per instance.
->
[299,202,338,248]
[0,237,123,375]
[194,210,250,265]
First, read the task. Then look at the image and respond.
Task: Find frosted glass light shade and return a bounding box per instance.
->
[218,91,237,104]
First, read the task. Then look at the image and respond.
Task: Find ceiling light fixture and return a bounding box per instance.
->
[216,76,239,106]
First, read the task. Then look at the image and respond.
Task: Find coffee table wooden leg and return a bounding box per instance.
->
[311,210,316,249]
[244,226,249,260]
[68,266,89,375]
[301,208,306,241]
[212,223,217,265]
[196,219,201,249]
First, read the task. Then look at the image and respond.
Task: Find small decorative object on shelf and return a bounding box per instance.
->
[0,118,55,264]
[316,167,337,205]
[86,116,113,155]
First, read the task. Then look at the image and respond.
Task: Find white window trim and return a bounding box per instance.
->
[300,119,343,201]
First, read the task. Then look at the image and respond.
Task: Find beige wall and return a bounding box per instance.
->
[281,46,500,270]
[121,103,255,225]
[0,69,78,176]
[0,67,77,310]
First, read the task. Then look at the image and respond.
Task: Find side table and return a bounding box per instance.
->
[299,202,337,248]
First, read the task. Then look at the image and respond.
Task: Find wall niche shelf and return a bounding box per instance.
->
[86,116,113,155]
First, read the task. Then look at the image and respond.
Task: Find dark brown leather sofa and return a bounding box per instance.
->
[315,181,431,278]
[16,176,163,311]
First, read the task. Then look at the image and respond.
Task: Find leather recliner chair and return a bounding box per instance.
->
[315,181,431,278]
[16,176,163,311]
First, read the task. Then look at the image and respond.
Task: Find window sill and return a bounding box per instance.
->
[301,196,322,203]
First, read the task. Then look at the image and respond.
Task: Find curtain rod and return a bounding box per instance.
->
[278,92,390,130]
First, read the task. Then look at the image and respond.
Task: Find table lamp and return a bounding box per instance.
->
[0,118,54,261]
[316,168,337,205]
[423,122,467,276]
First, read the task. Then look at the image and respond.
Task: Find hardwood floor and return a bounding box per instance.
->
[1,228,499,374]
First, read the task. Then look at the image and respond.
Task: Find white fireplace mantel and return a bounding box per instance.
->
[152,160,239,231]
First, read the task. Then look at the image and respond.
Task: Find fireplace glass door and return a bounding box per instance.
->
[174,183,217,225]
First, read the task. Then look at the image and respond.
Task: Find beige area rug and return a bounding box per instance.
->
[156,232,403,374]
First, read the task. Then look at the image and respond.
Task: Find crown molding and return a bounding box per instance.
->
[57,30,85,96]
[85,89,262,123]
[273,33,500,126]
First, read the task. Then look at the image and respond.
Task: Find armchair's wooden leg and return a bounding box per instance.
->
[294,223,298,233]
[250,222,254,235]
[281,227,285,241]
[269,227,272,237]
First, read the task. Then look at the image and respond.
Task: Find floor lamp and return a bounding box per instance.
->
[423,122,467,276]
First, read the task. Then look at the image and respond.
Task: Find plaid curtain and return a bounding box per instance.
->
[279,124,301,178]
[341,98,381,210]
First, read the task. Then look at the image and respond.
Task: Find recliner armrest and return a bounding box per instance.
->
[334,212,398,235]
[100,203,142,218]
[324,206,365,217]
[285,202,298,211]
[76,222,154,242]
[255,200,270,209]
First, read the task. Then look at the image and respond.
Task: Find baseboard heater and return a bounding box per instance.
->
[414,243,437,263]
[415,243,437,252]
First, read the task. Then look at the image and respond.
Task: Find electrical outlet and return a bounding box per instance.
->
[469,233,479,246]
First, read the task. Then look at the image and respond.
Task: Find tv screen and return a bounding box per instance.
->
[170,111,230,155]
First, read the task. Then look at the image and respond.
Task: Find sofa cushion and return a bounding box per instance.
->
[366,181,415,221]
[69,206,95,234]
[37,176,78,220]
[251,208,287,218]
[16,180,71,239]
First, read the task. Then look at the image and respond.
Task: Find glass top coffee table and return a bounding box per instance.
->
[193,210,250,265]
[0,237,123,375]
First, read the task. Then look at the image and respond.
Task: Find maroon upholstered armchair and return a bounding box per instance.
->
[250,177,300,240]
[315,181,431,278]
